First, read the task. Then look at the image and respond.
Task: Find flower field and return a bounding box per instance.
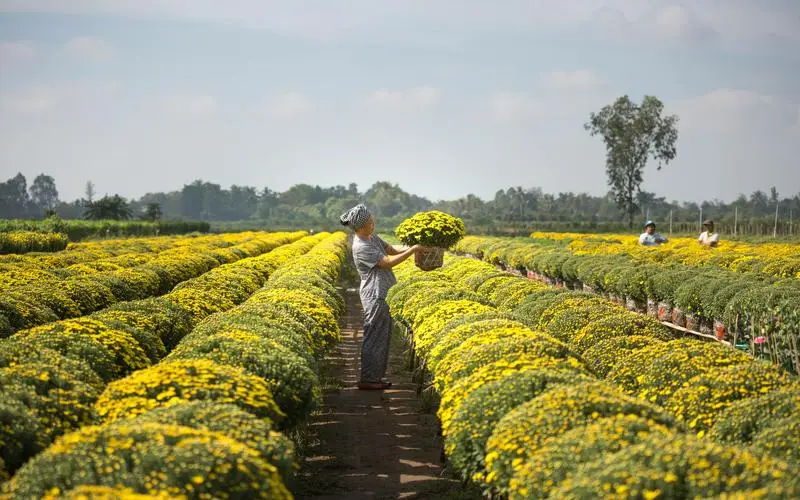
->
[0,231,310,336]
[388,254,800,498]
[0,231,348,497]
[0,231,69,255]
[455,235,800,374]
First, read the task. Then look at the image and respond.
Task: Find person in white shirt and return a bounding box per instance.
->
[698,220,720,247]
[639,220,668,246]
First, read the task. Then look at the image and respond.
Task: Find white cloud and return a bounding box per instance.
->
[676,88,798,134]
[0,86,61,114]
[265,92,312,119]
[587,3,717,45]
[366,86,440,112]
[542,69,603,90]
[486,92,537,123]
[63,36,113,61]
[152,93,218,117]
[649,5,716,44]
[0,41,36,62]
[0,1,796,47]
[0,81,121,115]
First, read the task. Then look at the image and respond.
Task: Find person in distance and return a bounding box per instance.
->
[340,204,422,390]
[638,220,669,246]
[698,219,720,247]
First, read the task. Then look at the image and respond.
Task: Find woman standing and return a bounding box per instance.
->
[340,204,421,390]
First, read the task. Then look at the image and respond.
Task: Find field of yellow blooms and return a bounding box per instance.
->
[456,235,800,374]
[0,231,348,498]
[388,255,800,498]
[530,231,800,278]
[0,231,312,336]
[0,231,69,255]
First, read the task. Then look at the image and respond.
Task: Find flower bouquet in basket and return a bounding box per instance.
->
[395,211,465,271]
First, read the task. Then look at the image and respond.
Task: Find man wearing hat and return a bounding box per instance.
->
[340,204,422,390]
[698,220,720,247]
[638,220,669,246]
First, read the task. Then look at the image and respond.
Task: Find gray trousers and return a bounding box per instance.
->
[360,296,393,383]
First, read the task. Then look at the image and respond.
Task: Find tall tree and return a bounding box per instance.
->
[29,174,60,215]
[0,173,30,218]
[585,95,679,227]
[142,203,162,222]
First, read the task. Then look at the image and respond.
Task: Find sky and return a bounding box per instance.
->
[1,1,799,203]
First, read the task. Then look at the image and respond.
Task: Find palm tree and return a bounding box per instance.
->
[83,195,134,220]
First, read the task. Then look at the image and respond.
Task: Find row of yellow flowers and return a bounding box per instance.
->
[1,231,305,336]
[387,254,799,498]
[530,231,800,278]
[2,232,347,498]
[1,232,239,274]
[0,233,325,484]
[456,235,800,374]
[0,231,69,255]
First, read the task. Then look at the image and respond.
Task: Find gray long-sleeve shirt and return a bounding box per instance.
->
[352,234,397,300]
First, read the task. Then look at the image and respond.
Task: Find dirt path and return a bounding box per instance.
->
[293,288,475,500]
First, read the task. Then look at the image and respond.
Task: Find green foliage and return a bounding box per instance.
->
[6,422,292,499]
[132,402,296,482]
[549,434,798,499]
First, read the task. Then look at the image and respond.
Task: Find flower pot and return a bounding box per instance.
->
[583,284,595,293]
[685,313,700,332]
[657,302,671,322]
[555,279,565,288]
[415,247,445,271]
[625,298,638,312]
[671,307,687,328]
[698,320,713,335]
[714,321,726,341]
[527,270,536,280]
[647,300,659,318]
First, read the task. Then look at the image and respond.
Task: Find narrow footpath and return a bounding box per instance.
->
[293,288,475,500]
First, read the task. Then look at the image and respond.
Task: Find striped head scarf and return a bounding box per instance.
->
[340,204,372,230]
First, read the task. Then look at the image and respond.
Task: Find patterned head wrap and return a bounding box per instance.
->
[340,204,371,229]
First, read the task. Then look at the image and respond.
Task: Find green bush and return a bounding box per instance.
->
[95,359,284,424]
[549,434,798,499]
[191,310,316,369]
[426,317,530,372]
[5,422,290,499]
[0,398,47,475]
[483,381,679,495]
[95,297,195,352]
[508,415,678,499]
[132,402,296,482]
[570,312,673,355]
[0,339,103,390]
[665,361,796,433]
[445,368,593,483]
[581,335,664,377]
[167,335,318,427]
[0,362,100,443]
[608,339,753,406]
[709,387,800,451]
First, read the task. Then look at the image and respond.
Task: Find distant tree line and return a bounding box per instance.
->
[1,172,798,235]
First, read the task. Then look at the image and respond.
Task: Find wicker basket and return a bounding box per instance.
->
[415,247,445,271]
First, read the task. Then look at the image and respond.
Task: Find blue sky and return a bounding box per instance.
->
[1,1,798,203]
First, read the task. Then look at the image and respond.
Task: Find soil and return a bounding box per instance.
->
[292,288,479,500]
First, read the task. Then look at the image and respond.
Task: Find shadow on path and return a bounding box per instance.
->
[294,288,476,500]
